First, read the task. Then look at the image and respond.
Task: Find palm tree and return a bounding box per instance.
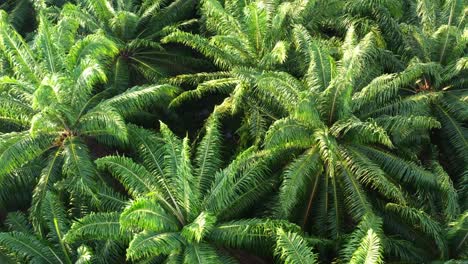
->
[0,191,127,263]
[398,0,468,205]
[161,0,313,145]
[260,25,456,260]
[65,113,299,263]
[0,11,179,229]
[61,0,203,92]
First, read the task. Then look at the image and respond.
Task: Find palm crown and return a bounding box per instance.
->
[0,11,179,229]
[65,112,300,262]
[399,0,467,202]
[61,0,201,91]
[261,25,458,261]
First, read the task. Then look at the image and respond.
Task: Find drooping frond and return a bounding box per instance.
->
[65,212,127,243]
[0,133,55,177]
[194,110,223,196]
[0,10,37,82]
[0,232,62,264]
[209,219,300,252]
[275,148,321,219]
[274,228,318,264]
[385,203,447,258]
[101,84,181,117]
[96,155,158,197]
[126,231,184,261]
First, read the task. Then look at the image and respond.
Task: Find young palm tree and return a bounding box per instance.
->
[399,0,467,204]
[61,0,203,91]
[0,11,179,229]
[260,25,455,260]
[162,0,313,145]
[65,112,299,263]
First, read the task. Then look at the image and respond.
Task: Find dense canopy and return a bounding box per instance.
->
[0,0,466,263]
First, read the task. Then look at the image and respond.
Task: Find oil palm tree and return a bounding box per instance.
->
[162,0,313,145]
[0,191,129,263]
[61,0,203,92]
[260,25,455,260]
[398,0,468,205]
[65,112,299,263]
[0,10,179,229]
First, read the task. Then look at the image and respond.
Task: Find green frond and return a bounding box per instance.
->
[195,110,223,196]
[102,84,181,117]
[256,72,304,113]
[36,12,63,74]
[0,232,61,264]
[431,161,460,221]
[0,133,55,177]
[159,121,183,181]
[65,33,118,72]
[433,102,468,166]
[373,115,441,139]
[330,117,393,148]
[209,218,300,252]
[353,62,442,113]
[340,158,374,221]
[181,211,216,243]
[184,243,232,264]
[349,229,383,264]
[120,198,180,232]
[166,141,196,221]
[5,212,31,234]
[446,211,468,258]
[78,105,128,144]
[385,203,447,258]
[343,146,406,204]
[162,30,240,69]
[292,24,335,91]
[276,148,321,219]
[40,192,70,244]
[200,0,241,35]
[65,212,127,243]
[170,78,237,108]
[340,213,383,263]
[126,231,184,261]
[75,245,93,264]
[62,136,96,196]
[82,0,115,22]
[0,10,37,82]
[96,155,157,197]
[168,72,232,86]
[204,148,272,218]
[126,124,183,219]
[264,118,312,149]
[355,145,438,190]
[274,228,318,264]
[68,58,109,109]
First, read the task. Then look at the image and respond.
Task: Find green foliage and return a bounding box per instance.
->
[0,1,466,263]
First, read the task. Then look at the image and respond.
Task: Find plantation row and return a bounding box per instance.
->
[0,0,466,263]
